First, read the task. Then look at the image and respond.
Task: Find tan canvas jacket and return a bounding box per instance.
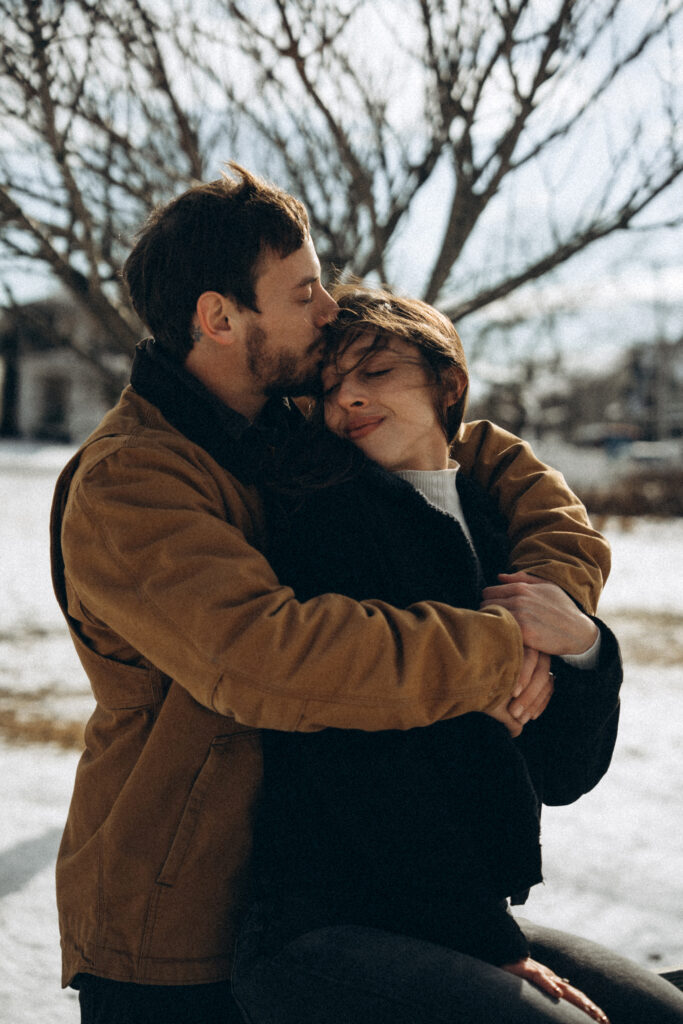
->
[50,386,610,987]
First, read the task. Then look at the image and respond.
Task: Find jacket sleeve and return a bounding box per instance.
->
[57,441,524,734]
[516,619,623,806]
[451,420,610,615]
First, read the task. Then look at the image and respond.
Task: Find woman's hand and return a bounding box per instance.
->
[480,572,599,656]
[485,647,554,736]
[501,957,610,1023]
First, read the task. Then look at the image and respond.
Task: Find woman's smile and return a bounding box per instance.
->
[345,416,385,441]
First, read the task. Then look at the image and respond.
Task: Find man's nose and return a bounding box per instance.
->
[315,291,339,327]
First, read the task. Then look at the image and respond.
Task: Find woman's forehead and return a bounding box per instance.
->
[327,331,414,371]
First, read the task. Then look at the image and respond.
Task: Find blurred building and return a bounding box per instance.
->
[0,298,128,443]
[569,337,683,445]
[471,337,683,448]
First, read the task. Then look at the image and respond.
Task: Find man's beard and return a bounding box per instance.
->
[245,323,323,398]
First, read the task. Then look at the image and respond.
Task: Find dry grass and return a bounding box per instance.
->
[601,609,683,667]
[0,708,84,749]
[585,470,683,518]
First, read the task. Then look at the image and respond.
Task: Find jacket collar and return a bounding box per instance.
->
[130,338,302,483]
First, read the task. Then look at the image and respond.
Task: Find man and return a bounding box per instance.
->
[50,165,609,1023]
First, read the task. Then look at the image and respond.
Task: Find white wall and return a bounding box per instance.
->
[18,350,110,442]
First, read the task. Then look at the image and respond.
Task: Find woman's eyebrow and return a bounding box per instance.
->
[358,346,398,364]
[334,346,378,372]
[324,341,391,376]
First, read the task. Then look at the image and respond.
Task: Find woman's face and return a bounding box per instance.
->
[321,332,453,472]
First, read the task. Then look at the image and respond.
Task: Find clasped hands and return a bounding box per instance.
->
[480,571,599,737]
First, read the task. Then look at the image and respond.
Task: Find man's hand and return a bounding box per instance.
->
[485,647,554,736]
[480,571,599,656]
[501,957,610,1022]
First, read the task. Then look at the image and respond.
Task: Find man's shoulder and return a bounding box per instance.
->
[51,386,268,585]
[71,386,226,473]
[77,385,179,461]
[55,387,254,515]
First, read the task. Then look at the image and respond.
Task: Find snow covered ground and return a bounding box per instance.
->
[1,441,682,1023]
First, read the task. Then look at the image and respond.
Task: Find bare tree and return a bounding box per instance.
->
[1,0,682,377]
[0,0,214,383]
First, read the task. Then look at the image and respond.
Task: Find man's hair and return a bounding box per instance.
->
[122,163,310,361]
[325,282,469,441]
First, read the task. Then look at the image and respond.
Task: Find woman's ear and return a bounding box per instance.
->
[443,367,467,408]
[196,291,234,345]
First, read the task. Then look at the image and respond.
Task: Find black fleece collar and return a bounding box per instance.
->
[129,338,302,484]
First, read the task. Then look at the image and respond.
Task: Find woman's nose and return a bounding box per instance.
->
[337,378,366,408]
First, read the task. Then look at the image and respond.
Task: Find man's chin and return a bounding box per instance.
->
[285,378,321,398]
[265,371,322,399]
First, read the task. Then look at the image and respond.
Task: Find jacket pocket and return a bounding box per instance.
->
[155,730,260,888]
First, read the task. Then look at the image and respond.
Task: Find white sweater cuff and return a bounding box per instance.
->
[559,630,601,670]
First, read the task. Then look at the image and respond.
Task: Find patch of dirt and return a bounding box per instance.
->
[604,610,683,667]
[0,708,84,749]
[0,684,89,749]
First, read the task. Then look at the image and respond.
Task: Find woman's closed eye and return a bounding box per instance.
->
[323,368,392,398]
[362,368,392,380]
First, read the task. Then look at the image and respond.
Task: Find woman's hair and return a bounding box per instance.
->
[324,282,469,442]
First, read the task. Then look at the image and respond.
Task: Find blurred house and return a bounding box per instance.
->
[0,297,129,443]
[569,337,683,447]
[471,337,683,449]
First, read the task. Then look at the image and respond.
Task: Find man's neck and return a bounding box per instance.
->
[218,387,266,423]
[184,345,266,422]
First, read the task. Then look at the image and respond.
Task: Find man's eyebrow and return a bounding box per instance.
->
[292,274,319,289]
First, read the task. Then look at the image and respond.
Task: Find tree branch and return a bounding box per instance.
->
[442,160,683,321]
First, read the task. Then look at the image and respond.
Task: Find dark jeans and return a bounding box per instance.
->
[231,903,683,1024]
[75,973,243,1024]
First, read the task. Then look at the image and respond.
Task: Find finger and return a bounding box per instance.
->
[482,583,542,604]
[498,571,548,586]
[481,583,533,602]
[558,982,610,1024]
[526,674,554,719]
[510,679,553,723]
[528,971,565,999]
[514,678,553,724]
[508,652,551,719]
[480,595,526,611]
[511,646,539,698]
[522,660,554,719]
[499,712,524,738]
[501,959,565,999]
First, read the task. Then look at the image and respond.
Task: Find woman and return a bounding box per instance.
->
[232,285,683,1023]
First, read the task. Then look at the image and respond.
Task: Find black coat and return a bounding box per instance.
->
[253,443,622,965]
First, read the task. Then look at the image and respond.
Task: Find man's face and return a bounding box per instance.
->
[242,236,339,398]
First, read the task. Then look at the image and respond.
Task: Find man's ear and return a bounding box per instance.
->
[196,291,236,346]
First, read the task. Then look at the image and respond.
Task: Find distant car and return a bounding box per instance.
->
[626,440,682,467]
